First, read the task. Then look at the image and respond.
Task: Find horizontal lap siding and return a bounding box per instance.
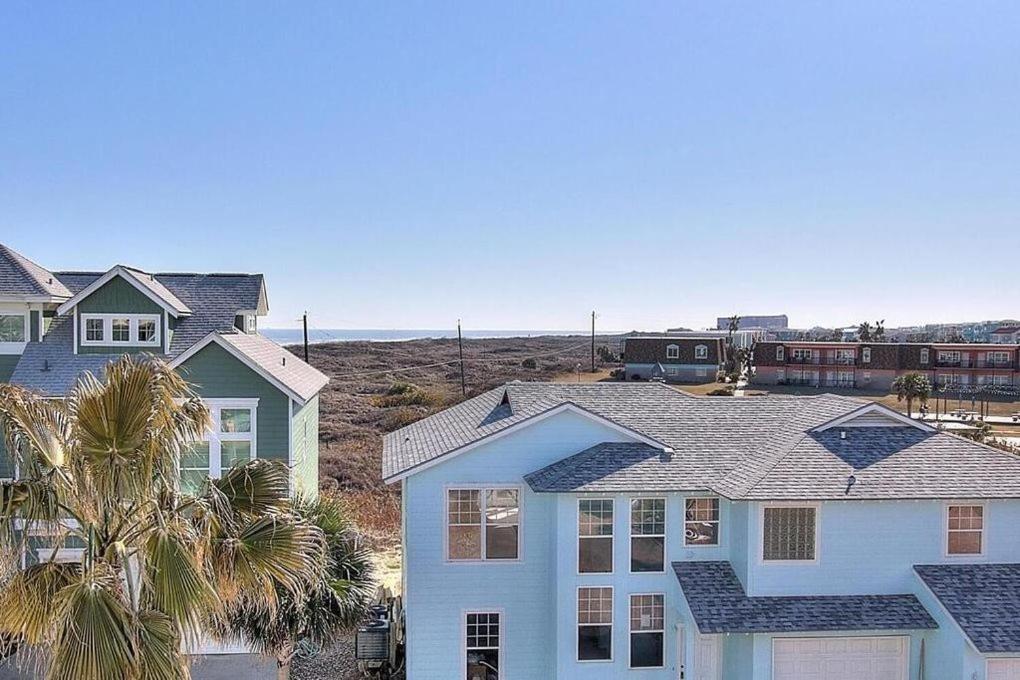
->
[176,343,289,465]
[290,396,320,496]
[75,276,167,354]
[0,356,19,476]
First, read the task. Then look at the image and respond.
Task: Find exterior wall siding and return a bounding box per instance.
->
[625,363,717,384]
[176,343,290,466]
[75,276,167,354]
[290,395,320,497]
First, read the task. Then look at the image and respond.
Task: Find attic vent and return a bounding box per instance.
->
[845,474,856,495]
[282,356,287,366]
[41,360,51,373]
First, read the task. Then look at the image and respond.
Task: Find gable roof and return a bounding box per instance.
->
[56,266,192,317]
[676,561,936,634]
[812,402,935,432]
[914,563,1020,654]
[171,331,328,405]
[0,243,72,299]
[385,382,1020,499]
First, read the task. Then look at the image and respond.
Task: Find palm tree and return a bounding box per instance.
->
[220,494,376,679]
[892,372,932,418]
[0,355,325,680]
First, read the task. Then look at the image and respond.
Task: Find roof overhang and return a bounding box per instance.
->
[813,402,935,433]
[56,266,192,317]
[383,401,674,484]
[170,332,309,406]
[0,295,68,304]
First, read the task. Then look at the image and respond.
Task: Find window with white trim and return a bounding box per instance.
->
[465,612,500,680]
[0,310,27,345]
[447,488,519,561]
[920,348,929,364]
[666,344,679,359]
[80,313,161,347]
[245,314,257,334]
[762,505,816,562]
[578,499,613,573]
[180,400,257,493]
[776,346,785,361]
[578,587,612,661]
[947,504,983,555]
[694,344,708,360]
[630,498,665,572]
[629,594,664,668]
[862,347,872,363]
[684,498,720,546]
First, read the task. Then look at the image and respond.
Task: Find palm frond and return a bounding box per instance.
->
[212,460,290,517]
[137,610,187,680]
[0,561,79,645]
[0,383,69,469]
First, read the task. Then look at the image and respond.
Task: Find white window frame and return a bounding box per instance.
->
[183,398,259,485]
[920,348,930,365]
[79,313,161,348]
[629,497,666,574]
[776,346,785,361]
[35,547,84,564]
[463,609,503,680]
[939,350,961,363]
[0,307,29,354]
[577,586,613,663]
[694,344,708,360]
[577,497,613,574]
[987,351,1009,364]
[666,344,680,360]
[861,347,872,363]
[759,502,820,565]
[684,497,721,547]
[444,484,522,564]
[792,348,812,360]
[944,502,986,558]
[628,593,665,670]
[245,314,257,334]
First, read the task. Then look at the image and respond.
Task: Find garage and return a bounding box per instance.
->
[772,636,909,680]
[989,659,1020,680]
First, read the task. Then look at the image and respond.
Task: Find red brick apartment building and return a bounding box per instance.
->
[753,341,1020,391]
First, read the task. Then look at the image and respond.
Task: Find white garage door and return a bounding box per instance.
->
[989,659,1020,680]
[773,636,908,680]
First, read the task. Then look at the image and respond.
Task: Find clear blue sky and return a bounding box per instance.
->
[2,2,1018,331]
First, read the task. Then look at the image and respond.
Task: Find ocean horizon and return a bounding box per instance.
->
[262,328,607,345]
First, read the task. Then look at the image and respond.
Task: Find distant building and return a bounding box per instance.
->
[663,328,763,349]
[991,325,1020,344]
[716,314,788,331]
[621,336,725,383]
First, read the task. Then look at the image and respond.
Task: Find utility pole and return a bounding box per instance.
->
[303,312,309,363]
[457,320,466,397]
[591,310,596,373]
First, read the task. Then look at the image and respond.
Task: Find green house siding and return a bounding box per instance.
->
[76,276,168,354]
[177,343,290,467]
[291,395,320,497]
[0,355,18,384]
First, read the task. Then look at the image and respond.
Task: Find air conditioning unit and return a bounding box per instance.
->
[355,618,390,661]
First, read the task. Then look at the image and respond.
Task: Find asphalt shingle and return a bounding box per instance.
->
[0,244,72,298]
[675,561,937,634]
[914,563,1020,653]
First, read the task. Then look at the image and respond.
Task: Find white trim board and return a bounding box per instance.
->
[170,332,310,406]
[56,266,191,317]
[384,401,674,484]
[812,402,935,432]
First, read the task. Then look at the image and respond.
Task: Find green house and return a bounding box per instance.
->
[0,243,327,497]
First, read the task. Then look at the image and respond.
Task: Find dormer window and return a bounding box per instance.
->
[666,344,679,360]
[695,344,708,360]
[80,314,161,347]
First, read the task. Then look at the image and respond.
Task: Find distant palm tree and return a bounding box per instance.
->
[892,372,932,418]
[0,355,324,680]
[220,493,376,680]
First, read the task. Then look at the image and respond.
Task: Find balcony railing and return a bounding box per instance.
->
[787,356,820,365]
[823,356,857,366]
[822,380,857,388]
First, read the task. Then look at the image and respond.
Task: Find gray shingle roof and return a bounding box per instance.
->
[914,563,1020,653]
[117,267,192,315]
[525,442,699,492]
[675,561,937,634]
[211,332,328,403]
[9,316,124,395]
[0,244,72,298]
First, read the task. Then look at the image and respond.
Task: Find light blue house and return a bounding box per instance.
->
[383,382,1020,680]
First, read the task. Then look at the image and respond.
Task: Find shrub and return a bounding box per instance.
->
[707,387,734,396]
[522,358,538,369]
[373,382,445,408]
[381,407,427,432]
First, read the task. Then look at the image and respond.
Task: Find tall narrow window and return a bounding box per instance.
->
[762,506,817,562]
[180,401,257,494]
[684,498,720,546]
[578,587,612,661]
[776,346,785,361]
[920,348,929,365]
[578,499,613,573]
[947,505,984,555]
[630,498,665,572]
[465,612,500,680]
[447,488,519,561]
[629,594,664,668]
[862,347,872,363]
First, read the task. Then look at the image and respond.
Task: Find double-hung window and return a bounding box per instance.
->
[666,344,679,360]
[694,344,708,359]
[762,504,817,562]
[684,498,720,546]
[776,345,785,361]
[630,498,665,572]
[947,504,984,555]
[629,594,664,668]
[447,488,520,561]
[578,499,613,573]
[577,587,612,661]
[465,612,500,680]
[180,400,257,493]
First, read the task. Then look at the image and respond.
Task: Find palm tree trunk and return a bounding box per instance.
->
[276,661,290,680]
[277,642,295,680]
[906,397,912,418]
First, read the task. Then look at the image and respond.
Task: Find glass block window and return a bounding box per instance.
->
[630,498,666,572]
[465,612,499,680]
[629,594,664,668]
[762,506,816,561]
[947,505,983,555]
[684,498,720,546]
[447,488,519,561]
[578,499,613,573]
[577,587,612,661]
